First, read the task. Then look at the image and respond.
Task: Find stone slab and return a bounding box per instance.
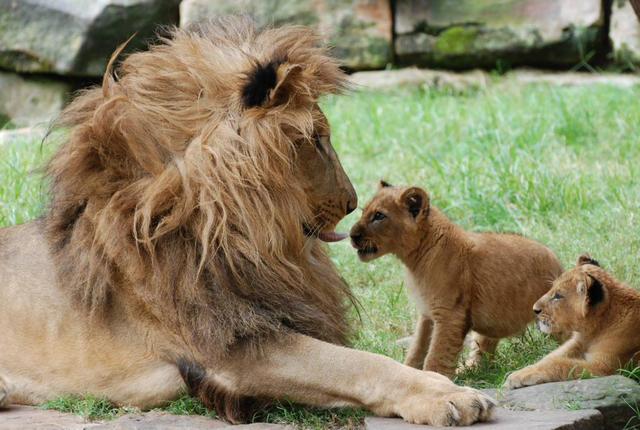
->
[0,0,180,76]
[0,71,69,127]
[351,68,640,92]
[0,407,293,430]
[495,376,640,430]
[394,0,605,69]
[0,405,98,430]
[365,408,603,430]
[611,0,640,66]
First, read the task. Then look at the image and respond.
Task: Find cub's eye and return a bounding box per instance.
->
[372,211,386,222]
[552,292,564,300]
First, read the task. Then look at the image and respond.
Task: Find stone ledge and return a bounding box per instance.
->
[365,408,603,430]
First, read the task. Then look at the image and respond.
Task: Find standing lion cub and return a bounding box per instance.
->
[350,182,563,377]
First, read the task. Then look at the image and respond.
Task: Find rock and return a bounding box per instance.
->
[496,375,640,430]
[610,0,640,67]
[351,68,489,92]
[352,68,640,92]
[0,127,47,146]
[394,0,605,69]
[0,405,99,430]
[0,408,293,430]
[506,69,640,87]
[179,0,392,70]
[0,0,180,77]
[365,408,603,430]
[0,70,70,127]
[90,412,229,429]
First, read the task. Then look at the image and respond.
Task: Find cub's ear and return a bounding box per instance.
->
[379,179,392,189]
[399,187,429,219]
[578,274,606,317]
[242,60,303,108]
[577,254,600,267]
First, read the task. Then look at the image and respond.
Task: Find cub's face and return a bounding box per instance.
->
[349,182,429,262]
[533,255,606,334]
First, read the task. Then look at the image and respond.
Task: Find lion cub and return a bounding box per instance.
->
[505,255,640,389]
[350,182,563,378]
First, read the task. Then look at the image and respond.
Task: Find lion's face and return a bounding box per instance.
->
[349,183,429,261]
[295,108,357,242]
[533,256,606,334]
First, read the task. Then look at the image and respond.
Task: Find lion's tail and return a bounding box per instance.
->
[177,359,267,424]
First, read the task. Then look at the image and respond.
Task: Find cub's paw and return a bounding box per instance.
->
[396,378,496,426]
[504,367,546,390]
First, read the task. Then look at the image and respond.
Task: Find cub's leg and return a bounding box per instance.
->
[423,312,469,378]
[464,333,499,369]
[0,375,9,408]
[208,333,495,426]
[404,315,433,369]
[505,335,604,389]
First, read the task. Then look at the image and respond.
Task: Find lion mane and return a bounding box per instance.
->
[44,17,353,420]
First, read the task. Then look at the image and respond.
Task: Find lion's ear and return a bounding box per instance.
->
[577,254,600,267]
[578,274,606,317]
[399,187,429,220]
[241,61,303,108]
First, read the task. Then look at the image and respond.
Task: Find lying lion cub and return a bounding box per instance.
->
[350,182,563,377]
[505,255,640,389]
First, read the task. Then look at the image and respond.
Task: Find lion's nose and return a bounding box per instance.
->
[533,307,542,315]
[346,198,357,215]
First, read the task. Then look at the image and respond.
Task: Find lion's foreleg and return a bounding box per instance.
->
[404,315,433,369]
[214,334,495,426]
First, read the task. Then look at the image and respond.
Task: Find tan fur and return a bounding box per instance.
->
[350,183,563,377]
[0,18,495,426]
[505,255,640,389]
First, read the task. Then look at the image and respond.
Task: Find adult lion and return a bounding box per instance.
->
[0,18,494,426]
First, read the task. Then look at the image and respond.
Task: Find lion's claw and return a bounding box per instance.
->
[397,381,496,426]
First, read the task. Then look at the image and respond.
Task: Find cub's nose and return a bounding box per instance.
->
[350,233,363,247]
[350,225,364,247]
[533,307,542,315]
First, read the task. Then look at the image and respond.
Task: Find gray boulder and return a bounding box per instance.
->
[0,70,70,127]
[0,0,180,77]
[179,0,392,70]
[394,0,605,69]
[493,375,640,430]
[365,409,603,430]
[610,0,640,67]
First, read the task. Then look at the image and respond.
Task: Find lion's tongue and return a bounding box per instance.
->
[318,231,348,243]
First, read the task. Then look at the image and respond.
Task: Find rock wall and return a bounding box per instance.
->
[0,0,639,126]
[395,0,606,69]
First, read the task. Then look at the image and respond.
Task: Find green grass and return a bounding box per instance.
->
[2,81,640,428]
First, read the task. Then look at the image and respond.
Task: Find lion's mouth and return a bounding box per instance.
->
[303,224,348,243]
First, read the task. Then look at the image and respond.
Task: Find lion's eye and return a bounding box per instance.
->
[314,134,325,154]
[372,211,386,222]
[552,292,564,300]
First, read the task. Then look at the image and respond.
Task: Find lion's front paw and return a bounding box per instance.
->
[504,367,547,390]
[396,377,496,426]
